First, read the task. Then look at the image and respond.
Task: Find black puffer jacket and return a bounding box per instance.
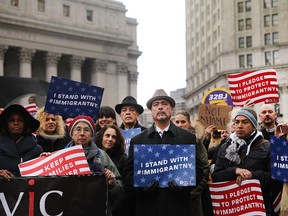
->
[0,134,43,176]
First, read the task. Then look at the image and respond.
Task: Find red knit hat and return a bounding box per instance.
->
[68,115,96,137]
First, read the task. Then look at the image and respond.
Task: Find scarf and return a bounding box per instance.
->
[225,130,263,164]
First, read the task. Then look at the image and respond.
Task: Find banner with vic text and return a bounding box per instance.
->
[45,76,104,120]
[133,144,196,188]
[209,180,266,216]
[227,69,278,106]
[19,145,91,176]
[0,175,107,216]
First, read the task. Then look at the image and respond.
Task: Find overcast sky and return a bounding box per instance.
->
[119,0,186,107]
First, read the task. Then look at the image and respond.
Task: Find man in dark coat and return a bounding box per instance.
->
[212,107,277,215]
[115,96,146,131]
[123,89,203,216]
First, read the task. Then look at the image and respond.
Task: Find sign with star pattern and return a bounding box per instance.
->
[45,76,104,120]
[133,144,196,188]
[121,128,141,156]
[270,135,288,182]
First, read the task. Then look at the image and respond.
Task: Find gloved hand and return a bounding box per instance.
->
[144,180,159,193]
[168,180,183,194]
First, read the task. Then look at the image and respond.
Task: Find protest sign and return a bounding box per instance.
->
[198,104,233,130]
[0,175,107,216]
[202,88,233,106]
[45,76,104,120]
[227,69,278,106]
[24,103,38,116]
[19,145,91,176]
[270,136,288,183]
[121,128,141,156]
[133,144,196,188]
[209,179,266,216]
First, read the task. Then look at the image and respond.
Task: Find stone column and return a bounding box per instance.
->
[45,52,60,82]
[70,56,84,82]
[117,63,129,100]
[19,48,35,78]
[91,59,107,86]
[129,71,139,98]
[0,45,8,76]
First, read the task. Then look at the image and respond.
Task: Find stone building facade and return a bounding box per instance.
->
[185,0,288,122]
[0,0,141,107]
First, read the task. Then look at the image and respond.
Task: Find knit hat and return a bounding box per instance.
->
[146,89,175,110]
[68,115,96,137]
[115,96,144,114]
[234,108,258,128]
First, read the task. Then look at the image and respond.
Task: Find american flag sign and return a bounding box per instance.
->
[227,69,278,106]
[19,145,91,176]
[133,144,196,188]
[209,180,266,216]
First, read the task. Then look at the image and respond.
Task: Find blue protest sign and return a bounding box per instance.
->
[45,76,104,120]
[121,128,141,156]
[133,144,196,188]
[270,136,288,182]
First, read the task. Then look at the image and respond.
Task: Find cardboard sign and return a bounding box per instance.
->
[133,144,196,188]
[198,104,233,130]
[209,180,266,216]
[19,145,91,176]
[45,76,104,120]
[227,69,278,106]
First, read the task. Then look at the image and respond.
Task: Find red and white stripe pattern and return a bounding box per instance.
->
[19,145,91,176]
[24,103,38,115]
[273,189,282,214]
[227,69,278,106]
[209,180,266,216]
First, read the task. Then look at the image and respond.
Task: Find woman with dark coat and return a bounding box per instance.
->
[35,107,70,152]
[0,104,42,176]
[95,124,127,177]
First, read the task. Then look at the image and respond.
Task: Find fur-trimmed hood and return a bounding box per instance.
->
[191,120,206,142]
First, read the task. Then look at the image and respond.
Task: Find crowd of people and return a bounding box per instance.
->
[0,90,287,216]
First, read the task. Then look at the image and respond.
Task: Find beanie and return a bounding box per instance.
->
[68,115,96,137]
[235,108,258,128]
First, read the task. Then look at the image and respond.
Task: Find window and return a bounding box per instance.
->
[239,37,245,48]
[86,10,93,21]
[264,0,270,8]
[272,14,278,26]
[238,19,244,31]
[273,50,279,64]
[63,5,70,17]
[272,0,278,7]
[246,18,252,30]
[239,55,245,68]
[245,0,251,11]
[264,33,271,45]
[272,32,279,44]
[265,51,271,65]
[264,15,270,27]
[10,0,19,6]
[38,0,45,12]
[247,54,253,67]
[238,2,244,13]
[246,36,252,48]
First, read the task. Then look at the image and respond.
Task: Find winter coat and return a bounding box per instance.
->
[0,134,43,176]
[212,134,274,215]
[123,122,204,216]
[36,131,71,152]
